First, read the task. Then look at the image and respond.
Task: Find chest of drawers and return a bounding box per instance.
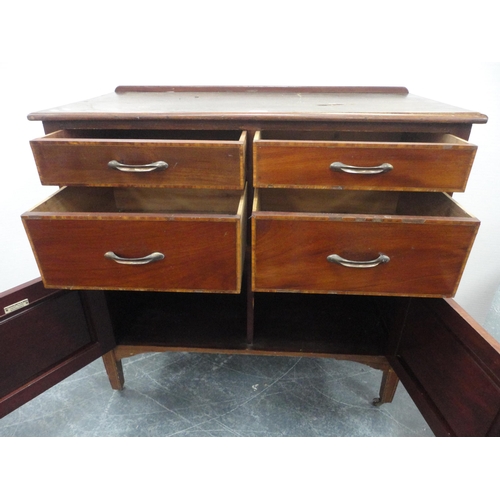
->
[1,86,499,436]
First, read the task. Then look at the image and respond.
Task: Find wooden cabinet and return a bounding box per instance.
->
[2,86,499,436]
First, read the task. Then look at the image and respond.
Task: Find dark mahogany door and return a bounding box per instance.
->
[389,297,500,436]
[0,278,115,418]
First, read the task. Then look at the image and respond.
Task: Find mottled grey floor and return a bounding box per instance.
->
[0,352,433,437]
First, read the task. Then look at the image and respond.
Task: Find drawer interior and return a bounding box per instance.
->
[45,129,245,141]
[257,130,469,145]
[254,189,473,219]
[30,186,245,215]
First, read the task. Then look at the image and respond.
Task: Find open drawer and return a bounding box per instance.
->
[22,186,247,293]
[252,189,479,297]
[30,130,247,189]
[253,131,477,192]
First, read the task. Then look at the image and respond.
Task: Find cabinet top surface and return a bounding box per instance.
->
[27,86,488,124]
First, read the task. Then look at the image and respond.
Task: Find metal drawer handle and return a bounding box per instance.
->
[108,160,168,172]
[327,253,390,268]
[330,162,393,175]
[104,251,165,265]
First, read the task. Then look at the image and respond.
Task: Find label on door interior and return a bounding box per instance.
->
[4,298,30,315]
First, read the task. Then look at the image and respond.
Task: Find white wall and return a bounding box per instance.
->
[1,1,499,324]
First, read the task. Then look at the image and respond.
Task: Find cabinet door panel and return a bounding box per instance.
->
[0,279,115,418]
[390,298,500,436]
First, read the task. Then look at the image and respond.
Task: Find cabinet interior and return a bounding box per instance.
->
[105,290,390,357]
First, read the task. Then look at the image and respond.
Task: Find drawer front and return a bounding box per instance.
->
[30,130,246,189]
[22,187,246,293]
[252,218,478,296]
[254,132,476,192]
[252,189,479,297]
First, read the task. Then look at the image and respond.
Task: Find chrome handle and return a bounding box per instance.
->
[330,162,393,175]
[327,253,390,268]
[104,251,165,265]
[108,160,168,172]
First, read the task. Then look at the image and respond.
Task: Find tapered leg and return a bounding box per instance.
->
[101,349,125,390]
[373,367,399,406]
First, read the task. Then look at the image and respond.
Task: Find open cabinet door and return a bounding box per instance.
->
[0,278,116,418]
[389,297,500,436]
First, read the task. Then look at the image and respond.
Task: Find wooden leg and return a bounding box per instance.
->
[373,367,399,406]
[101,349,125,390]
